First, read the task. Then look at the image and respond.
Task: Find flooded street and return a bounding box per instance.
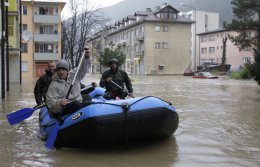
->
[0,74,260,167]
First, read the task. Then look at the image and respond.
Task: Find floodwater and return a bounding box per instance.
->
[0,74,260,167]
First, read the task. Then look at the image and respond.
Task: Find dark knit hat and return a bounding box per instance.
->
[56,59,70,71]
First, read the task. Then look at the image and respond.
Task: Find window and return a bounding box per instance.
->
[205,15,208,29]
[201,59,207,64]
[209,35,215,41]
[35,43,53,53]
[188,14,192,20]
[155,42,160,49]
[162,42,168,49]
[201,36,207,42]
[39,7,53,15]
[160,12,168,19]
[243,57,251,63]
[163,26,168,32]
[22,5,27,15]
[209,58,215,62]
[246,31,251,38]
[201,48,207,54]
[40,25,54,34]
[22,61,28,72]
[209,47,215,54]
[8,16,14,36]
[21,43,28,53]
[155,26,160,32]
[243,47,251,51]
[135,28,139,37]
[135,44,139,53]
[140,26,144,35]
[22,24,28,32]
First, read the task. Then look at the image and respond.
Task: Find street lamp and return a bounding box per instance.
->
[181,3,197,71]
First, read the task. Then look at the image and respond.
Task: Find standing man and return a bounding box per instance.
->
[99,58,133,99]
[46,47,92,118]
[34,61,56,105]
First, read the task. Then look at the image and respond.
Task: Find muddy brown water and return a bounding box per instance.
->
[0,74,259,167]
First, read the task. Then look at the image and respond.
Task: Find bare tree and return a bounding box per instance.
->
[61,0,107,68]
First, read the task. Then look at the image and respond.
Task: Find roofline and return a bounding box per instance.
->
[106,19,193,36]
[22,0,66,4]
[197,29,227,35]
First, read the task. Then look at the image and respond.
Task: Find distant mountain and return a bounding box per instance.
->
[100,0,234,27]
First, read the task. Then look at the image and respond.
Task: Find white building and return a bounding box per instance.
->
[179,10,220,71]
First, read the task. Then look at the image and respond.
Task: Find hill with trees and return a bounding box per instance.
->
[101,0,234,27]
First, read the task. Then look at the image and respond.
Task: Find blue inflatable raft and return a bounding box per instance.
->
[39,87,179,147]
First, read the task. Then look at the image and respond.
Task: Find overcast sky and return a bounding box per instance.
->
[61,0,124,18]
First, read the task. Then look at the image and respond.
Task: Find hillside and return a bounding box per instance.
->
[100,0,234,27]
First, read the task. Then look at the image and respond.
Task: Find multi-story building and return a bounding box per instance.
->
[197,29,255,71]
[179,10,220,70]
[91,3,194,75]
[21,0,65,78]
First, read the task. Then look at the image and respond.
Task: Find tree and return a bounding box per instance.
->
[99,48,126,67]
[61,0,106,68]
[226,0,260,85]
[222,36,228,72]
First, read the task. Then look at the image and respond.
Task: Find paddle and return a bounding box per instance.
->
[6,104,45,125]
[45,48,88,149]
[110,80,134,98]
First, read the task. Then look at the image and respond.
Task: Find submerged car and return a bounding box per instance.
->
[193,72,218,79]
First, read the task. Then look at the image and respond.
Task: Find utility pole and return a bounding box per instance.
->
[19,0,22,84]
[1,0,6,98]
[5,0,9,92]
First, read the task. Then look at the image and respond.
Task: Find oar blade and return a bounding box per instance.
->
[6,108,35,125]
[45,121,59,149]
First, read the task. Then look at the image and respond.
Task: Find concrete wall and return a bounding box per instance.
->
[144,22,192,74]
[199,31,254,71]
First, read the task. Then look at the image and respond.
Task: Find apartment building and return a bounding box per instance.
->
[21,0,65,78]
[179,10,220,70]
[91,3,194,75]
[198,29,255,71]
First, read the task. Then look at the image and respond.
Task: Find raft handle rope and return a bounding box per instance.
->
[121,102,130,150]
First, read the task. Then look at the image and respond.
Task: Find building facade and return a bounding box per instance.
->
[91,4,194,75]
[179,10,220,71]
[198,29,255,71]
[1,0,20,98]
[21,0,65,78]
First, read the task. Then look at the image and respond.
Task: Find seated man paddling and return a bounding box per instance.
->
[99,58,133,99]
[46,47,93,118]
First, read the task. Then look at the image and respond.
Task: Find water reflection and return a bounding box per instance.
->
[0,75,260,167]
[53,137,178,167]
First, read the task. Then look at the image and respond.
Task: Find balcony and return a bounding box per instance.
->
[116,40,126,46]
[34,15,59,24]
[135,51,144,58]
[34,34,59,42]
[34,53,59,60]
[136,34,144,41]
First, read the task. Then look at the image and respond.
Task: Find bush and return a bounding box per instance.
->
[230,65,253,79]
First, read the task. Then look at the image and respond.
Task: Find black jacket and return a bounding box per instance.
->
[99,68,133,94]
[34,70,53,105]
